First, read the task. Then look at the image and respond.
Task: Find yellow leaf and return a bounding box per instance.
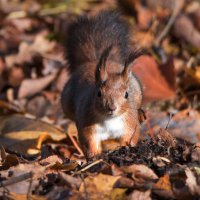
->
[36,132,51,149]
[49,160,78,171]
[8,193,46,200]
[0,131,66,155]
[80,173,126,200]
[154,174,172,191]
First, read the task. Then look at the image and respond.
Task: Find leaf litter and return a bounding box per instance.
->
[0,0,200,199]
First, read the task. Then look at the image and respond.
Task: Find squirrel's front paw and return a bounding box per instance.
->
[138,108,146,124]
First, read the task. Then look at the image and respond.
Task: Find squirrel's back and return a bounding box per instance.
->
[66,11,130,72]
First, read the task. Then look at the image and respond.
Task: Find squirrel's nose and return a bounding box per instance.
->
[108,104,117,111]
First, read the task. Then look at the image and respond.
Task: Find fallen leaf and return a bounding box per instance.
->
[39,155,63,166]
[153,174,174,199]
[0,154,19,170]
[185,168,200,195]
[127,189,151,200]
[0,145,7,162]
[18,73,57,99]
[121,164,158,181]
[36,132,52,149]
[154,174,172,191]
[152,156,171,167]
[185,65,200,84]
[0,163,45,194]
[191,143,200,162]
[49,160,78,171]
[5,32,56,68]
[141,109,200,143]
[0,114,66,155]
[173,14,200,49]
[132,56,176,103]
[79,173,126,200]
[58,172,82,189]
[134,31,154,48]
[7,193,46,200]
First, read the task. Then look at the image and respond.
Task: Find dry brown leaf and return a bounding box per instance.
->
[0,145,7,162]
[153,174,174,199]
[49,160,78,171]
[185,168,200,195]
[185,65,200,84]
[173,14,200,49]
[0,58,5,75]
[18,73,57,99]
[154,174,171,191]
[0,114,64,134]
[114,177,135,188]
[134,31,154,48]
[191,143,200,162]
[0,130,66,155]
[121,164,158,182]
[7,193,46,200]
[0,114,66,155]
[136,5,154,30]
[127,189,151,200]
[132,56,176,103]
[79,173,126,200]
[142,109,200,143]
[5,31,56,68]
[39,155,63,166]
[0,154,19,170]
[157,129,177,148]
[36,132,52,149]
[0,163,45,195]
[152,156,171,167]
[58,172,82,189]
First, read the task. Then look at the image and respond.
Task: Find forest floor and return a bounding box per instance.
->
[0,0,200,199]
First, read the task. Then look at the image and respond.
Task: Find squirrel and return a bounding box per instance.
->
[61,11,144,159]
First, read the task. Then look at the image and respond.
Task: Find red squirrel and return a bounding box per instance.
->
[61,11,143,159]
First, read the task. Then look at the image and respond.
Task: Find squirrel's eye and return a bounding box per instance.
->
[125,91,128,99]
[97,90,101,97]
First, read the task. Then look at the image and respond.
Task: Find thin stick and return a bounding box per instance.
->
[154,0,184,47]
[165,112,174,130]
[0,172,33,188]
[76,159,104,174]
[67,131,84,156]
[27,174,33,200]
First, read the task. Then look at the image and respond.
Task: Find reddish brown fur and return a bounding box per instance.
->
[61,12,143,159]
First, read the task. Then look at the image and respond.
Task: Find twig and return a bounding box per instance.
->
[27,174,33,200]
[0,172,33,188]
[154,0,185,47]
[76,159,104,174]
[67,124,84,156]
[165,112,174,130]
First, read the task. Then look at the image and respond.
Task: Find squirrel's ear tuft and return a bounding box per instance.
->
[125,48,144,67]
[96,45,112,83]
[122,49,144,82]
[121,64,130,82]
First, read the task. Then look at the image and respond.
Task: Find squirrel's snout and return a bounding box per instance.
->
[108,104,117,112]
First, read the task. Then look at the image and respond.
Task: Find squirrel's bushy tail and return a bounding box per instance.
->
[65,11,130,73]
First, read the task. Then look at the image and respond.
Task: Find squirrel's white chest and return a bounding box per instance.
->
[95,116,124,142]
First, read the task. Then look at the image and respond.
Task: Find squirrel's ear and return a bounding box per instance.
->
[121,65,130,82]
[122,49,144,81]
[96,45,112,83]
[125,49,144,67]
